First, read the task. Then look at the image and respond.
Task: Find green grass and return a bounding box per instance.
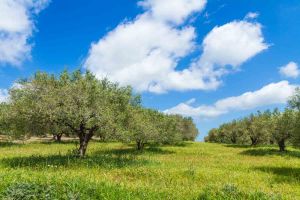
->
[0,141,299,199]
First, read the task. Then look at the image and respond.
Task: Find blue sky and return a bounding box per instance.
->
[0,0,300,140]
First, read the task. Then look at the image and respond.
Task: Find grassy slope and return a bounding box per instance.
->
[0,141,299,199]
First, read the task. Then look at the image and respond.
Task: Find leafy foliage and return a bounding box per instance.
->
[206,87,300,151]
[205,109,297,151]
[1,182,56,200]
[0,70,199,155]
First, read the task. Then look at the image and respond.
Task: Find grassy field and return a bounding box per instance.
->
[0,141,299,199]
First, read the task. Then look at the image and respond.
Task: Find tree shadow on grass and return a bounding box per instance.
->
[224,144,277,149]
[254,166,300,183]
[0,141,23,148]
[39,140,79,145]
[167,142,194,147]
[40,138,110,144]
[127,142,194,148]
[98,146,174,156]
[0,150,156,170]
[240,148,300,158]
[224,144,252,149]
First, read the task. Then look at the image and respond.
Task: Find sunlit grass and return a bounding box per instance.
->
[0,141,299,199]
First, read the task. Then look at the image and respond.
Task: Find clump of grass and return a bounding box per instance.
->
[198,184,282,200]
[184,166,197,179]
[0,180,168,200]
[1,182,57,200]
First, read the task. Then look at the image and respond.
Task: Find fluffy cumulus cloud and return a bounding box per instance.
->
[85,16,197,92]
[182,20,269,90]
[279,62,299,78]
[0,0,49,66]
[85,1,268,93]
[165,81,297,118]
[137,0,206,24]
[199,21,267,67]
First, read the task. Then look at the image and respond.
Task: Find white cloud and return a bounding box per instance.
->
[165,81,296,118]
[199,21,268,67]
[0,0,50,66]
[279,62,299,78]
[85,15,197,92]
[85,0,268,93]
[0,82,27,103]
[164,99,226,118]
[0,89,9,103]
[245,12,259,20]
[85,0,205,93]
[186,98,196,105]
[138,0,206,24]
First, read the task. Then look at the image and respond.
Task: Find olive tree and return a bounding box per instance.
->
[9,70,136,157]
[159,115,183,145]
[205,128,219,143]
[0,103,12,139]
[176,116,199,141]
[288,88,300,111]
[272,109,296,151]
[244,111,272,146]
[125,107,159,150]
[225,120,244,144]
[288,88,300,146]
[206,110,274,145]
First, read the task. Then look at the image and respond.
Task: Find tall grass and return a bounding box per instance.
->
[0,141,299,199]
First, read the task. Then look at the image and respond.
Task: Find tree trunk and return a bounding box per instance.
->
[78,133,93,157]
[53,134,62,142]
[136,140,144,151]
[231,136,237,144]
[278,139,286,152]
[56,134,62,142]
[250,137,258,146]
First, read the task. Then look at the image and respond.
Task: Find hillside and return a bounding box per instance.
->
[0,141,299,199]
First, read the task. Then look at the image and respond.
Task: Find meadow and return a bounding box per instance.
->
[0,141,299,200]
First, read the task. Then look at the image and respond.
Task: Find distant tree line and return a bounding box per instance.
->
[0,70,198,157]
[205,90,300,151]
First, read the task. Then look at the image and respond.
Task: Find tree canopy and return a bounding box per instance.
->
[205,107,299,151]
[1,70,199,156]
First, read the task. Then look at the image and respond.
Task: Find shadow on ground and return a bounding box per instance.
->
[103,146,174,155]
[40,140,79,145]
[240,148,300,158]
[0,142,24,148]
[255,166,300,183]
[224,144,252,149]
[1,154,150,169]
[168,142,194,147]
[0,146,171,170]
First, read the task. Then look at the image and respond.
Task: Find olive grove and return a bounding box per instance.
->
[1,70,199,156]
[205,89,300,151]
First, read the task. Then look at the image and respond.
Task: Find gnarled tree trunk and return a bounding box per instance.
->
[78,133,93,157]
[77,124,98,157]
[231,136,237,144]
[250,136,258,146]
[136,139,145,151]
[53,133,62,142]
[278,139,286,152]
